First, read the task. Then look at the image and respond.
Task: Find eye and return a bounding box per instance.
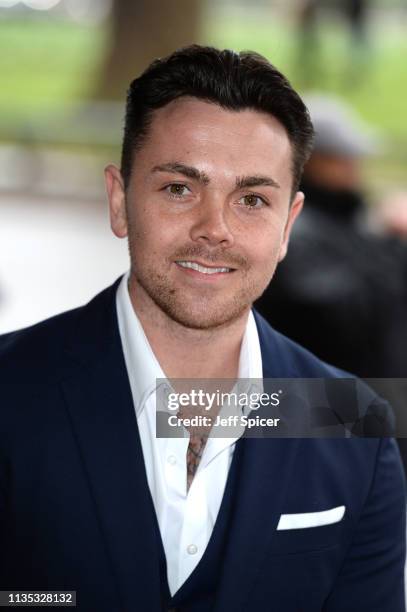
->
[238,194,268,209]
[165,183,192,198]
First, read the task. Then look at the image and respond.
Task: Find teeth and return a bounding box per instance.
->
[177,261,231,274]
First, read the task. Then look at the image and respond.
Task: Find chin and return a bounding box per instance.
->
[133,268,265,329]
[159,297,252,331]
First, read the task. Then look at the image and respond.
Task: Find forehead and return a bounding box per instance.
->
[136,97,293,186]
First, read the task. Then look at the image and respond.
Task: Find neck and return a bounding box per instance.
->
[128,282,249,380]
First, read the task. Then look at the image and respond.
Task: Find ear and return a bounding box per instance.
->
[278,191,304,262]
[104,164,128,238]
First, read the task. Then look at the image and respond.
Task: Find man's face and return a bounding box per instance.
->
[106,97,303,330]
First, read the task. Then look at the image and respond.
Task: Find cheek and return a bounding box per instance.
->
[127,206,155,244]
[129,202,185,241]
[128,215,180,264]
[246,226,285,267]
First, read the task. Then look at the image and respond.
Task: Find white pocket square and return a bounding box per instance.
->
[277,505,345,530]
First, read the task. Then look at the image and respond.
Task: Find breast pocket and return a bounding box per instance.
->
[271,506,348,555]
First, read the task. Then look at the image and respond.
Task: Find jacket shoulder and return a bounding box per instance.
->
[0,279,120,384]
[0,306,83,384]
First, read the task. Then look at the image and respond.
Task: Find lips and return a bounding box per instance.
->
[176,261,234,275]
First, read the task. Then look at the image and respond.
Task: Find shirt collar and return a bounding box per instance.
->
[116,271,165,414]
[116,271,263,417]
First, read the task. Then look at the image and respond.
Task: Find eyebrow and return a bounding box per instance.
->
[151,162,280,190]
[236,175,280,190]
[151,162,210,185]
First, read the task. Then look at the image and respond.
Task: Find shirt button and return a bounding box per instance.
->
[187,544,198,555]
[167,455,177,465]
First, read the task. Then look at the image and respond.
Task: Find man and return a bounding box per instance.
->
[0,46,405,612]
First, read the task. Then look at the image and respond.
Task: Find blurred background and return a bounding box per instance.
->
[0,0,406,337]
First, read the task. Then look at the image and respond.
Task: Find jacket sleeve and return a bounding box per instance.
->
[323,437,406,612]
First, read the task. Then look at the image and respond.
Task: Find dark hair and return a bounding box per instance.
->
[121,45,314,197]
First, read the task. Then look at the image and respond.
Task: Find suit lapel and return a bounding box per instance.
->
[253,309,300,379]
[60,280,162,612]
[214,311,302,610]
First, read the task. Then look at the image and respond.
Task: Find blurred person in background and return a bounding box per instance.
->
[255,94,407,378]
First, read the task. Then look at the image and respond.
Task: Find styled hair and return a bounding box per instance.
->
[121,45,314,197]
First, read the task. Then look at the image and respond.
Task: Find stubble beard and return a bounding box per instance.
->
[128,253,273,331]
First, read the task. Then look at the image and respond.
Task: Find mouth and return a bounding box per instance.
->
[175,260,235,275]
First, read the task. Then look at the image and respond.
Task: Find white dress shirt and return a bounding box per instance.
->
[116,272,263,595]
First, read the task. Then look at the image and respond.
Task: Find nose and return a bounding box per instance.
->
[189,195,234,248]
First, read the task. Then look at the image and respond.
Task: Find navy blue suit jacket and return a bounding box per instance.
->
[0,279,405,611]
